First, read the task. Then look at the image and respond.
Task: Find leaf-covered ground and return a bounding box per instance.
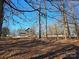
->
[0,38,79,59]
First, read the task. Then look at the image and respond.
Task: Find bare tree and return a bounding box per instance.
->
[1,0,79,39]
[0,0,4,36]
[2,27,10,37]
[38,0,41,39]
[60,0,70,40]
[69,0,78,38]
[44,0,48,38]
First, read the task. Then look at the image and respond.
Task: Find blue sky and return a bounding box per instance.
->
[3,0,79,33]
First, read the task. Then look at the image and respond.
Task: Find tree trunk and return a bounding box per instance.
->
[54,24,59,40]
[0,0,4,36]
[38,0,41,39]
[44,0,48,38]
[61,0,69,40]
[69,0,78,38]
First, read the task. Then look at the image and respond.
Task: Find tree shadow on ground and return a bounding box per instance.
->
[0,39,79,59]
[0,39,48,59]
[31,44,79,59]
